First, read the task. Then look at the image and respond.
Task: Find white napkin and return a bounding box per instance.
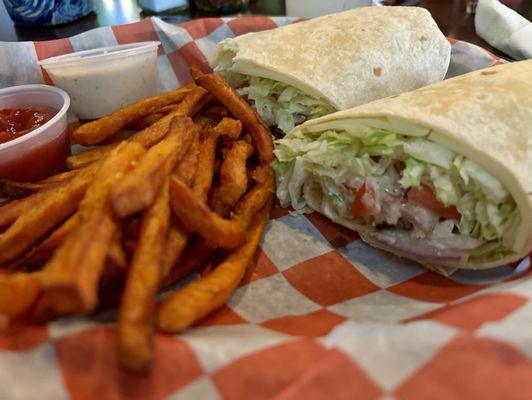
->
[475,0,532,60]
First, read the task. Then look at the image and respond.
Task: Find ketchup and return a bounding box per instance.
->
[0,106,57,144]
[0,105,70,182]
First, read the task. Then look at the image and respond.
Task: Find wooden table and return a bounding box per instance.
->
[1,0,530,59]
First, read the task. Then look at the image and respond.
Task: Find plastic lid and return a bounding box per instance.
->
[38,41,160,68]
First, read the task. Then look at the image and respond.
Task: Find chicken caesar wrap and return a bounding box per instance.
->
[212,6,451,135]
[274,60,532,271]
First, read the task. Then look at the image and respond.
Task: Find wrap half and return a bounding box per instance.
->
[212,6,451,135]
[275,60,532,270]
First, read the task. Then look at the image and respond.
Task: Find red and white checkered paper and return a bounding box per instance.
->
[1,16,531,400]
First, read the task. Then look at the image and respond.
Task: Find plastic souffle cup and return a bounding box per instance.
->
[0,85,71,182]
[39,41,160,120]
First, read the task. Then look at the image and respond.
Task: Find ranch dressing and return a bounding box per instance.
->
[39,42,159,119]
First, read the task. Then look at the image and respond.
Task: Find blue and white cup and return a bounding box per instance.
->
[3,0,93,25]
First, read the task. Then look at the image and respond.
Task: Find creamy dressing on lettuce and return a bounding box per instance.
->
[213,54,336,134]
[274,128,520,262]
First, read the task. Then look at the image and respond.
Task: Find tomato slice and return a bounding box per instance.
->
[407,184,460,219]
[351,182,381,218]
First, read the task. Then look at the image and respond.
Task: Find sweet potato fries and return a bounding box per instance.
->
[0,73,274,373]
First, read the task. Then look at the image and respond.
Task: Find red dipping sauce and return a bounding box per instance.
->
[0,106,57,144]
[0,85,71,183]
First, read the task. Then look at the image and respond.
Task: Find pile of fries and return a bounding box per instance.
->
[0,68,275,372]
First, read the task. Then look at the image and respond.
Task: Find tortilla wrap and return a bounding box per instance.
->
[212,6,451,111]
[278,60,532,270]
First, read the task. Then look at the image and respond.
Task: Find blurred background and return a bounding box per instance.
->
[0,0,530,54]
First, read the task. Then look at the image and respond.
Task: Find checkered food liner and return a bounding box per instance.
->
[0,16,531,400]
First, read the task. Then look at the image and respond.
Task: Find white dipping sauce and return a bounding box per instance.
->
[40,42,159,119]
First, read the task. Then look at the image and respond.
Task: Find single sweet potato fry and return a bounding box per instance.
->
[191,68,274,164]
[174,131,200,187]
[0,272,42,319]
[214,117,242,142]
[34,142,146,320]
[191,127,220,203]
[160,223,189,279]
[38,168,80,184]
[128,104,180,130]
[158,205,269,333]
[160,133,203,277]
[73,86,192,145]
[158,104,181,113]
[118,180,170,372]
[170,175,245,248]
[66,144,120,170]
[169,168,273,249]
[111,116,198,218]
[0,180,50,198]
[211,140,254,216]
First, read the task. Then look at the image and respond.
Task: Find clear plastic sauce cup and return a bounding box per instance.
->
[39,41,160,119]
[0,85,71,182]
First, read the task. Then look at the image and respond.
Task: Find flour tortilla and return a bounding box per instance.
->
[289,60,532,269]
[212,6,451,110]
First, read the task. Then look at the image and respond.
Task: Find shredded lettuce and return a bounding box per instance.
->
[362,130,401,147]
[460,159,509,203]
[433,174,460,206]
[399,157,424,188]
[274,130,389,188]
[403,139,455,169]
[271,159,289,176]
[274,127,520,261]
[215,69,336,134]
